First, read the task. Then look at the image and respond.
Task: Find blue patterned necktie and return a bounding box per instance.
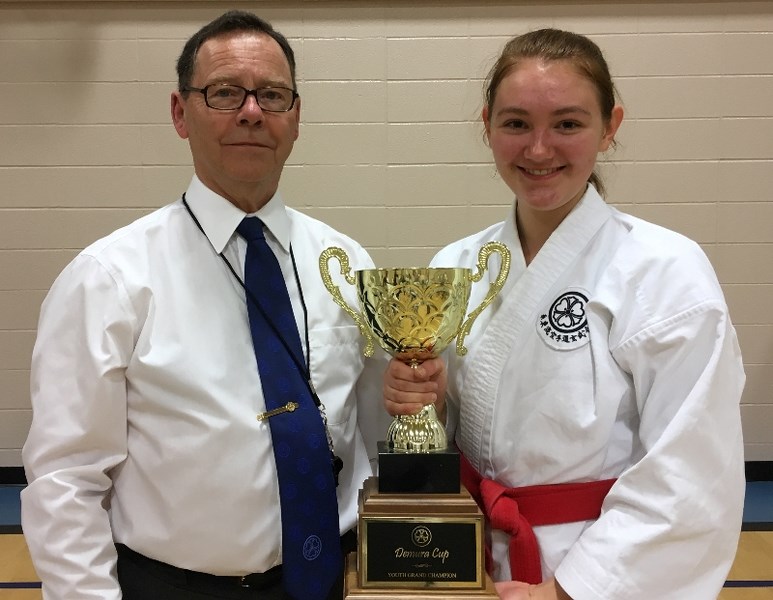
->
[237,217,341,600]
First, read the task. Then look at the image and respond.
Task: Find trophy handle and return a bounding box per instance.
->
[456,241,511,356]
[319,247,375,357]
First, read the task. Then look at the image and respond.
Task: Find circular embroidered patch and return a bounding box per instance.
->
[303,535,323,561]
[537,290,591,351]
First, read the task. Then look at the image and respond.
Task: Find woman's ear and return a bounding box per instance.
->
[600,104,624,152]
[482,105,492,144]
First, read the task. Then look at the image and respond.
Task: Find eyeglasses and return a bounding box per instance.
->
[183,84,299,112]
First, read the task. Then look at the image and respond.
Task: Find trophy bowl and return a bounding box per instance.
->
[320,242,510,454]
[357,267,472,364]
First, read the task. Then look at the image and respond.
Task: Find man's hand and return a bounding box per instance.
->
[382,357,447,421]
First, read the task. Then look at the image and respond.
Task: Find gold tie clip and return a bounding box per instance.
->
[256,402,299,421]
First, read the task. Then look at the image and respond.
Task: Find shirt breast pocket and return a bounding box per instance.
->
[309,324,367,426]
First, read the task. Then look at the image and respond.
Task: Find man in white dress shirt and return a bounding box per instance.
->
[22,11,389,600]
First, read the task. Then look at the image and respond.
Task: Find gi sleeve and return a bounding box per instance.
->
[555,299,745,600]
[21,254,136,600]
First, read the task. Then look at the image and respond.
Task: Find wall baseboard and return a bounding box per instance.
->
[746,461,773,482]
[0,467,25,485]
[2,462,773,485]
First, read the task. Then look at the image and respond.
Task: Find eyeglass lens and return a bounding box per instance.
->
[206,85,295,111]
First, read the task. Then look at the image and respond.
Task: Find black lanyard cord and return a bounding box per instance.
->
[181,194,317,404]
[181,194,343,484]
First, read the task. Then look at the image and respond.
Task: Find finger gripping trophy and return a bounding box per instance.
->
[320,242,510,597]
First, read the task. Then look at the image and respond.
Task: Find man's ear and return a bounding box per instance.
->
[292,96,301,141]
[171,91,189,140]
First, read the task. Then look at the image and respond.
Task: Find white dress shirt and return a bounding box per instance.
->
[22,176,391,599]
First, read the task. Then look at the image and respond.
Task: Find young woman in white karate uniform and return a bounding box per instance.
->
[383,29,745,600]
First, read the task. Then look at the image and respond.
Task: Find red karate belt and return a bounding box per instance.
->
[460,451,616,585]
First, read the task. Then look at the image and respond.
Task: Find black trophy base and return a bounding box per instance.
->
[377,441,460,494]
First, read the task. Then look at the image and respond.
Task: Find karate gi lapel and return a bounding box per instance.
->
[458,187,614,471]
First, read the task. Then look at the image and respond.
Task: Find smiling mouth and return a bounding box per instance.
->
[521,167,562,176]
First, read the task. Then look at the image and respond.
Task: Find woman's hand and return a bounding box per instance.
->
[495,578,571,600]
[382,357,447,421]
[494,580,534,599]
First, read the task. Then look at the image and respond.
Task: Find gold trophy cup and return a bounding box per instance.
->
[320,242,510,455]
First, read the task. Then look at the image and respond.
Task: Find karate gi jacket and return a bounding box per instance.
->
[432,185,745,600]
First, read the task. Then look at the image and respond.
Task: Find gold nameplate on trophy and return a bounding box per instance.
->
[343,478,498,598]
[357,477,485,589]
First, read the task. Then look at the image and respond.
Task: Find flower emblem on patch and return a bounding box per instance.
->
[537,290,591,351]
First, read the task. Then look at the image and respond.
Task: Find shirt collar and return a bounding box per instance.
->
[182,175,292,254]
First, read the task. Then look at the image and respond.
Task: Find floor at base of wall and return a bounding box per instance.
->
[1,482,772,593]
[2,480,772,533]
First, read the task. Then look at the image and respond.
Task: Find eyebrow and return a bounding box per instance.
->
[496,106,592,118]
[206,77,292,89]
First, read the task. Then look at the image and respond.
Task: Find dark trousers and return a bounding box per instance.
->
[116,531,356,600]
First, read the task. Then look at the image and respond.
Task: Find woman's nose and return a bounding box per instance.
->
[524,131,553,160]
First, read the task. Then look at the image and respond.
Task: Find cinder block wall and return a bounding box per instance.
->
[1,1,771,466]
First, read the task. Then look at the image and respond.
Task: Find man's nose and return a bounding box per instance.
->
[237,93,264,125]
